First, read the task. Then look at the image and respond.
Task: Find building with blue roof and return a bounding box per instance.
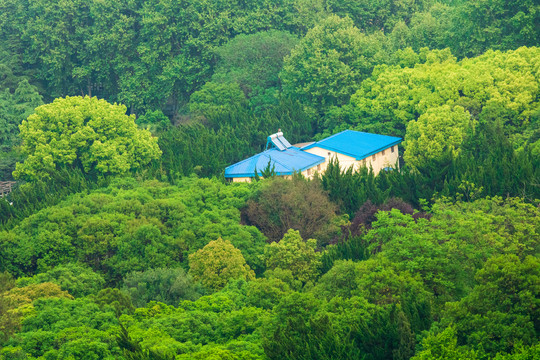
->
[225,130,401,182]
[224,147,325,180]
[301,129,401,174]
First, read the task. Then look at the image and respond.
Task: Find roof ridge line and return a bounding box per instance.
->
[225,148,274,170]
[311,144,358,159]
[316,129,348,144]
[290,147,326,160]
[262,152,293,171]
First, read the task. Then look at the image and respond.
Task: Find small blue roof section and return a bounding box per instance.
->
[302,130,402,160]
[225,147,325,178]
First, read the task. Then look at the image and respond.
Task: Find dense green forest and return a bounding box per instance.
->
[0,0,539,359]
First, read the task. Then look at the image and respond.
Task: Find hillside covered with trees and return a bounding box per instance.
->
[0,0,539,359]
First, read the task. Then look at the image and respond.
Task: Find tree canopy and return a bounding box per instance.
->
[14,96,161,180]
[189,238,255,291]
[280,15,387,116]
[0,0,539,358]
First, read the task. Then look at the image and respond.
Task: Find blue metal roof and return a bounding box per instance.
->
[302,130,402,160]
[225,147,325,178]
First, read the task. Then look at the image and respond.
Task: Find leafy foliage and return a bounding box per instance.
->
[0,79,42,152]
[364,197,540,304]
[14,96,161,180]
[211,30,299,111]
[328,47,539,152]
[447,0,540,58]
[16,263,105,298]
[281,15,387,116]
[243,177,342,244]
[0,79,43,180]
[189,238,255,291]
[436,255,539,356]
[189,82,247,116]
[123,267,203,307]
[264,229,322,284]
[0,0,539,358]
[0,282,72,342]
[0,177,266,283]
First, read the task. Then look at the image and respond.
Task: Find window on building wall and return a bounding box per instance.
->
[307,168,312,176]
[317,164,321,171]
[382,149,385,156]
[391,146,395,153]
[328,152,331,157]
[372,154,376,161]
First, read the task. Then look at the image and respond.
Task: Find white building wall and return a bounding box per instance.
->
[302,147,357,173]
[231,177,253,183]
[366,144,400,174]
[303,144,399,175]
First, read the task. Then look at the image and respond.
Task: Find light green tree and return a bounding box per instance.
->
[14,96,161,180]
[404,105,474,170]
[264,229,322,284]
[16,263,104,298]
[280,15,388,114]
[411,326,480,360]
[328,47,539,169]
[189,82,247,116]
[189,238,255,291]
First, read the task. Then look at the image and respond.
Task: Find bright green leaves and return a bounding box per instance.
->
[331,47,540,170]
[264,229,322,285]
[189,238,255,291]
[0,282,73,342]
[0,177,266,283]
[1,296,120,359]
[189,82,247,116]
[16,263,105,298]
[363,197,540,305]
[14,96,161,180]
[280,15,385,115]
[412,326,481,360]
[404,105,474,170]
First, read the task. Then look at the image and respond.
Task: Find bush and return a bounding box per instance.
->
[123,267,203,307]
[16,263,104,298]
[189,238,255,291]
[243,177,342,244]
[264,229,322,284]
